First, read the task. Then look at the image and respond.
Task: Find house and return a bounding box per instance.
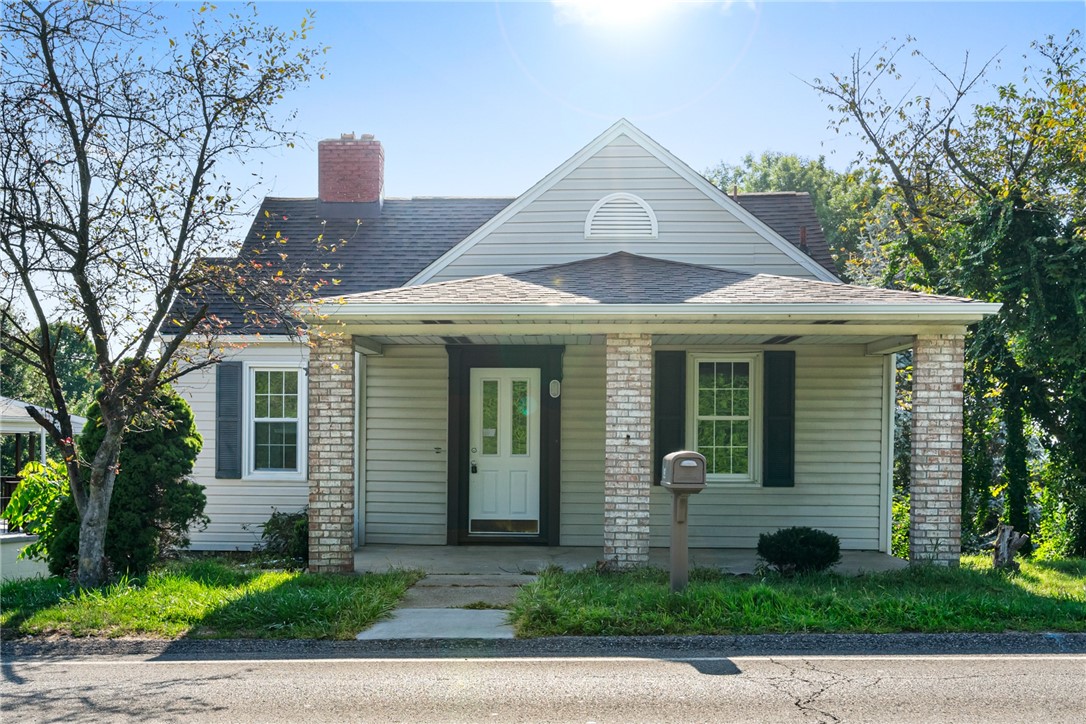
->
[171,120,998,572]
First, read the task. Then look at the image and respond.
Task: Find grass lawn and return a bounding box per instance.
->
[0,559,423,640]
[510,556,1086,637]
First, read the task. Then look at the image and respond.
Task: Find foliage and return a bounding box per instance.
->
[510,557,1086,637]
[45,386,207,577]
[705,152,883,276]
[0,559,424,640]
[891,492,910,560]
[0,460,68,560]
[257,507,310,568]
[0,1,328,586]
[0,315,98,415]
[811,31,1086,553]
[756,527,841,574]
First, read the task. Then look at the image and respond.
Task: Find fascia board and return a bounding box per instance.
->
[311,301,1002,322]
[405,119,635,286]
[615,122,841,283]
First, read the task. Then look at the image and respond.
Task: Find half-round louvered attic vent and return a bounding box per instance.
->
[584,193,658,239]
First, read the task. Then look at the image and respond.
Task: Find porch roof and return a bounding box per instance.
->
[311,253,999,327]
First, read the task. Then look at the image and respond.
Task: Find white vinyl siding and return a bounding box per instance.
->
[363,346,448,544]
[177,341,309,551]
[426,135,821,283]
[650,345,888,550]
[559,345,607,546]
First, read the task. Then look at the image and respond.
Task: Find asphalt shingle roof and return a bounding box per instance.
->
[172,192,844,332]
[332,252,977,307]
[733,192,837,274]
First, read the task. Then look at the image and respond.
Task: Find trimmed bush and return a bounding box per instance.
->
[757,526,841,574]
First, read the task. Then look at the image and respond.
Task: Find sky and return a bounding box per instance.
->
[211,1,1085,202]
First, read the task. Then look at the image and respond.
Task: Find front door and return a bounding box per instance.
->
[468,368,541,535]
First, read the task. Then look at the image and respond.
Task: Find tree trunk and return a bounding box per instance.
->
[1003,383,1030,538]
[990,523,1029,572]
[76,427,122,588]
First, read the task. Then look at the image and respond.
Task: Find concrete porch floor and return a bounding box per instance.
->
[353,544,908,576]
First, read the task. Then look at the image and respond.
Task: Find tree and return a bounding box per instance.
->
[810,32,1086,553]
[0,314,97,414]
[47,384,206,576]
[0,1,328,586]
[705,152,883,276]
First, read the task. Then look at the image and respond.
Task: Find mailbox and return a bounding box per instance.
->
[661,450,707,492]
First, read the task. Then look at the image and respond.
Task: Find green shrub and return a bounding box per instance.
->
[47,385,208,577]
[892,492,910,559]
[757,526,841,574]
[0,460,69,560]
[257,507,309,568]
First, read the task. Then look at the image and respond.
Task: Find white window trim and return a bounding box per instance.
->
[686,352,762,486]
[244,363,308,481]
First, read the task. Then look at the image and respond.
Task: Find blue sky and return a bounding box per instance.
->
[229,1,1085,201]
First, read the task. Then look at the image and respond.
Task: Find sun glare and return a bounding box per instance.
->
[552,0,677,28]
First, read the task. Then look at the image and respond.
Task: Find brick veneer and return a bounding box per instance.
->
[318,134,384,203]
[910,333,965,566]
[308,333,355,573]
[603,333,653,567]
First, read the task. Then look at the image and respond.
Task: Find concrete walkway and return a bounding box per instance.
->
[355,546,908,641]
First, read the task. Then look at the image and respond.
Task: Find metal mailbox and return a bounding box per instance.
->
[660,450,707,491]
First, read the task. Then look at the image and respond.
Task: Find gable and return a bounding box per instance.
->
[411,121,838,285]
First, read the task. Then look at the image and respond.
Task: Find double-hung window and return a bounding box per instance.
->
[688,354,760,483]
[249,368,304,477]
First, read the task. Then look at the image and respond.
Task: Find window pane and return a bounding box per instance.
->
[254,395,269,418]
[698,362,714,389]
[284,394,298,418]
[715,363,732,391]
[733,363,749,388]
[254,421,297,471]
[733,388,749,416]
[482,380,498,455]
[697,420,713,448]
[715,389,732,416]
[698,389,714,417]
[284,372,298,394]
[699,445,715,473]
[255,371,269,395]
[732,447,749,475]
[511,380,528,456]
[715,421,732,448]
[270,371,283,395]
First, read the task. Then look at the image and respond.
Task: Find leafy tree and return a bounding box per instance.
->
[0,1,328,586]
[0,313,97,413]
[47,384,207,577]
[705,152,883,276]
[811,31,1086,553]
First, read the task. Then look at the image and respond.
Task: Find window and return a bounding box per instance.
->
[688,354,760,482]
[249,368,304,476]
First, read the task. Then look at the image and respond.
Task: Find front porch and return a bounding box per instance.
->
[354,544,908,576]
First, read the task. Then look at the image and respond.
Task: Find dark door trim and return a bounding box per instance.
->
[446,345,563,546]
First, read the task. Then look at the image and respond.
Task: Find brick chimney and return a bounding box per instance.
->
[318,133,383,217]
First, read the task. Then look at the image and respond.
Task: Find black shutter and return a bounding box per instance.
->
[653,351,686,484]
[763,351,796,487]
[216,361,243,479]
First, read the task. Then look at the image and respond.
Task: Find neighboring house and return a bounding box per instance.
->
[170,120,998,571]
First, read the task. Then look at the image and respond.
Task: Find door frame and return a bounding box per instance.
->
[446,345,563,545]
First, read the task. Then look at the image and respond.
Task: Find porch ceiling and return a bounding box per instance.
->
[360,332,903,348]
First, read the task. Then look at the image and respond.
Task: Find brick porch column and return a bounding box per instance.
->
[910,333,965,566]
[308,333,355,573]
[603,332,653,567]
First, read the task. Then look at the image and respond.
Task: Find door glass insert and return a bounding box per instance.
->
[511,379,528,456]
[481,379,499,455]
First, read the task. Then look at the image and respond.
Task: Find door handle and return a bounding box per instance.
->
[471,461,478,474]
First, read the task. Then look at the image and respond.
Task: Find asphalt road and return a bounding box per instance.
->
[3,640,1085,723]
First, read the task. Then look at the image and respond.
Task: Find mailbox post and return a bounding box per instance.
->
[660,451,707,592]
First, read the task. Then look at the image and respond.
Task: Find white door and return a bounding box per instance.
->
[468,368,541,535]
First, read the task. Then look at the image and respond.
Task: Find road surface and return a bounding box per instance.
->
[3,648,1084,722]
